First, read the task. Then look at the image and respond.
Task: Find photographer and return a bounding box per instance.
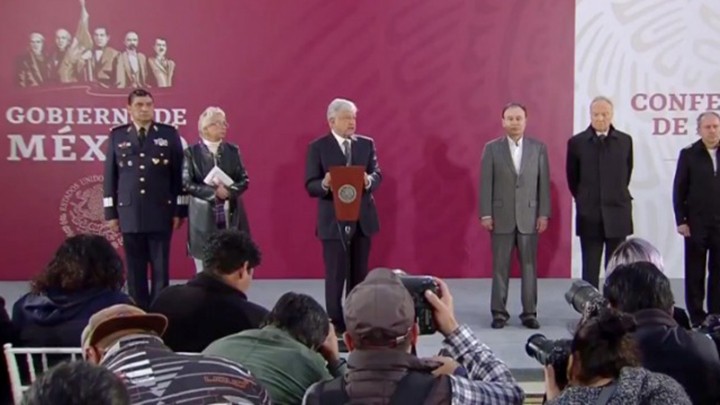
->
[604,262,720,404]
[605,237,691,329]
[303,268,524,404]
[544,308,690,404]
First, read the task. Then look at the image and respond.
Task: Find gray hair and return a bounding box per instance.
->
[197,106,226,136]
[696,111,720,132]
[327,98,357,120]
[606,237,664,275]
[590,96,614,110]
[29,32,44,42]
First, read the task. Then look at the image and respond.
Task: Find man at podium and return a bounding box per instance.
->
[305,98,382,335]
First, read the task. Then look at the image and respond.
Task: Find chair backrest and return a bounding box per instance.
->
[3,343,83,405]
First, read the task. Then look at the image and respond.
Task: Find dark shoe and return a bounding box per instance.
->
[491,319,507,329]
[522,318,540,329]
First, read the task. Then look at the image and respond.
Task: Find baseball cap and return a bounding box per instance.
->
[81,304,168,348]
[344,268,415,346]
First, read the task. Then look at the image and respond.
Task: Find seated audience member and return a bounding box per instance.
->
[603,262,720,405]
[544,308,691,404]
[81,304,271,404]
[150,229,269,352]
[13,234,132,347]
[204,292,345,405]
[21,361,130,405]
[303,268,524,404]
[605,237,691,328]
[0,296,16,404]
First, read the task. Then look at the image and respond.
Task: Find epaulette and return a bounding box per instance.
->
[110,123,131,132]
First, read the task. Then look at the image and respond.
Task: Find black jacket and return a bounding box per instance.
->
[149,272,268,352]
[182,141,250,258]
[566,125,633,238]
[673,139,720,238]
[632,308,720,405]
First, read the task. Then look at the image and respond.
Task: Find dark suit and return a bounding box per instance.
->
[103,122,188,309]
[305,133,381,331]
[182,141,251,259]
[566,125,633,288]
[673,140,720,325]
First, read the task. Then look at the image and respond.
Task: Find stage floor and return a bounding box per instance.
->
[0,278,688,383]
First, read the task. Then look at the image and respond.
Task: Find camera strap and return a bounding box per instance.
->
[595,381,618,405]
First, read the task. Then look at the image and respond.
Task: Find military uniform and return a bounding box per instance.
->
[103,122,188,309]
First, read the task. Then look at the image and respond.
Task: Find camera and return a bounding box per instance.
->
[565,280,606,314]
[525,334,571,390]
[397,274,440,335]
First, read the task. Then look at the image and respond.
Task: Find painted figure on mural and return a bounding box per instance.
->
[148,38,175,88]
[673,111,720,327]
[479,102,551,330]
[305,98,382,336]
[15,0,175,90]
[566,96,634,289]
[103,89,188,309]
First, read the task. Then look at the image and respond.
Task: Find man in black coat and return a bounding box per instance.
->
[305,98,382,334]
[566,96,633,288]
[103,89,188,309]
[673,111,720,326]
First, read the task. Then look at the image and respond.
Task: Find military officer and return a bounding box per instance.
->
[103,88,188,309]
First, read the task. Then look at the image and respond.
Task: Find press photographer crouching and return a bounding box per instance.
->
[604,262,720,405]
[543,308,691,404]
[303,268,524,404]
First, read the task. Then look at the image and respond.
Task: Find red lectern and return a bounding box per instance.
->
[329,165,365,222]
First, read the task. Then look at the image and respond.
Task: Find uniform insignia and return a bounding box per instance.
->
[154,138,168,147]
[119,142,131,149]
[153,125,159,131]
[127,160,133,167]
[152,158,160,165]
[163,159,169,165]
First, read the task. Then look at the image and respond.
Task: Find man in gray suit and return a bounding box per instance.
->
[480,103,551,329]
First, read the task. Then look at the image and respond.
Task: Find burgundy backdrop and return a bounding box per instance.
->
[0,0,575,280]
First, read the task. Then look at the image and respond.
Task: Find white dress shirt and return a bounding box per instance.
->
[508,136,523,173]
[708,147,718,174]
[325,131,371,189]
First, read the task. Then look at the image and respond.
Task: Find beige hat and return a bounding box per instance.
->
[81,304,168,347]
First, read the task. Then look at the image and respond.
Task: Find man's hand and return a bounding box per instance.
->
[107,219,120,232]
[80,50,92,60]
[536,217,548,233]
[677,224,691,237]
[318,322,340,363]
[322,172,332,190]
[215,184,230,200]
[364,173,370,188]
[172,217,184,230]
[424,277,459,336]
[429,356,460,376]
[481,217,494,231]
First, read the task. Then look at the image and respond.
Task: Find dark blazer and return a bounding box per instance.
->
[182,142,251,258]
[305,133,382,240]
[103,122,187,233]
[149,272,269,353]
[673,140,720,238]
[632,309,720,405]
[566,125,633,238]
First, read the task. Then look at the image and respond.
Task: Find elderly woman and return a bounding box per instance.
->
[605,237,692,328]
[12,234,132,347]
[182,107,250,272]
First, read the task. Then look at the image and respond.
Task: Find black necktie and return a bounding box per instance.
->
[138,127,146,146]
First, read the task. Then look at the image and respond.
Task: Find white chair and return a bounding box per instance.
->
[3,343,83,404]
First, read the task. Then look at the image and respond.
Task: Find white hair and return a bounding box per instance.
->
[29,32,44,42]
[197,106,226,136]
[590,96,614,109]
[327,98,358,120]
[55,29,70,38]
[606,237,664,275]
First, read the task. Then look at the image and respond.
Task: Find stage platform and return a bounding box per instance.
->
[0,278,688,385]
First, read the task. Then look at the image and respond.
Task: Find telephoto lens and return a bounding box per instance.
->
[564,280,605,314]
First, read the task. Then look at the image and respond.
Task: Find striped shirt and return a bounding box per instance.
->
[101,334,271,404]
